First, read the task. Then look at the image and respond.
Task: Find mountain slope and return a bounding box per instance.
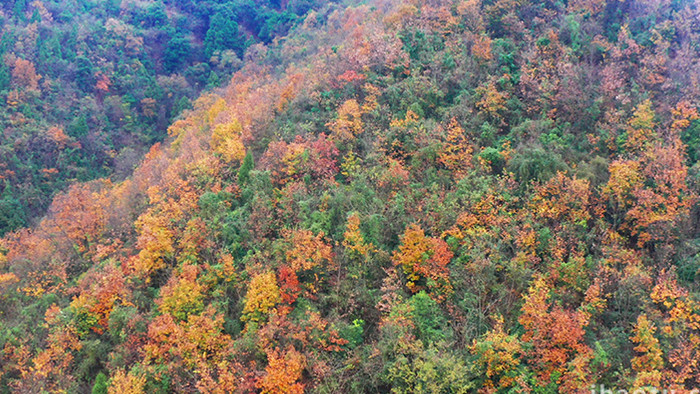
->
[0,0,334,235]
[2,0,700,392]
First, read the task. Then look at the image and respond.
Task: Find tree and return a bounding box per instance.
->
[0,63,10,91]
[15,305,83,392]
[47,181,110,257]
[91,372,108,394]
[674,102,700,163]
[10,57,40,92]
[472,316,523,391]
[13,0,27,21]
[631,314,664,389]
[95,73,110,93]
[243,271,281,323]
[158,263,205,321]
[327,99,363,144]
[0,183,27,235]
[284,229,334,294]
[604,127,696,247]
[342,212,375,262]
[438,119,473,180]
[530,172,591,229]
[475,80,507,125]
[257,346,305,394]
[143,306,238,391]
[603,159,643,214]
[204,8,245,58]
[163,35,191,74]
[628,140,695,247]
[409,291,448,344]
[393,223,453,301]
[277,265,301,304]
[308,133,339,182]
[472,33,493,62]
[624,100,657,153]
[211,120,246,163]
[519,276,592,388]
[107,370,146,394]
[70,262,128,334]
[238,151,254,185]
[75,56,95,92]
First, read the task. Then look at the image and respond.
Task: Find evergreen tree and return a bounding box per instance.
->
[204,7,245,58]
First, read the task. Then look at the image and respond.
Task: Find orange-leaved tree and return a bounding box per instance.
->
[393,223,453,301]
[257,346,306,394]
[519,276,592,390]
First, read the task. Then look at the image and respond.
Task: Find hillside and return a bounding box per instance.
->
[1,0,700,392]
[0,0,333,235]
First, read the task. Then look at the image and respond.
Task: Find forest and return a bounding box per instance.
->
[1,0,700,392]
[0,0,333,235]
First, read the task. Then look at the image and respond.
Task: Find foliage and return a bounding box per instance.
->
[1,0,700,392]
[0,0,333,235]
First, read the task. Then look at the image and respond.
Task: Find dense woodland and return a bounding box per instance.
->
[1,0,700,392]
[0,0,333,235]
